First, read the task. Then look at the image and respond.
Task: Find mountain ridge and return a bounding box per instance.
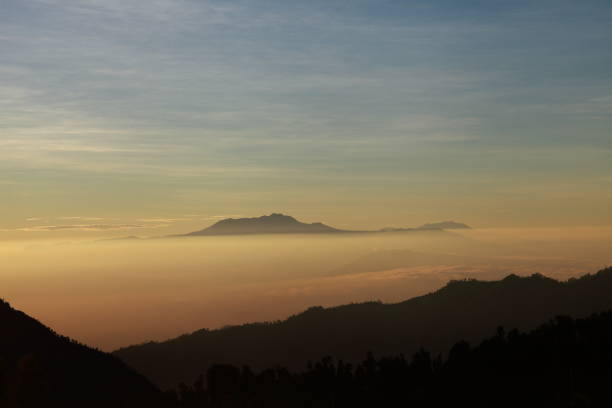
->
[175,213,470,237]
[114,267,612,390]
[418,221,471,230]
[182,213,342,236]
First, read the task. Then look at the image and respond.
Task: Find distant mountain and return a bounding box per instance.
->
[0,299,166,407]
[418,221,471,230]
[115,267,612,390]
[181,213,343,236]
[177,214,468,237]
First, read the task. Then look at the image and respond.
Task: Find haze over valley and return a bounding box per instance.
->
[2,215,611,350]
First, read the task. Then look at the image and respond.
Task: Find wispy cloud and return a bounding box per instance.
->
[58,216,106,221]
[138,218,188,223]
[201,215,245,220]
[17,224,147,231]
[1,0,611,228]
[0,136,174,154]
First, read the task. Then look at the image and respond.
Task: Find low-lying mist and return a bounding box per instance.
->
[2,227,611,351]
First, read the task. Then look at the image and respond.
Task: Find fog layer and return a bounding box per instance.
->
[1,227,611,350]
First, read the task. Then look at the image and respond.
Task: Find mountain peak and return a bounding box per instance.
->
[218,213,298,224]
[418,221,471,230]
[175,214,468,238]
[184,214,340,236]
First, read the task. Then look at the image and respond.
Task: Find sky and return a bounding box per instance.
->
[2,0,612,239]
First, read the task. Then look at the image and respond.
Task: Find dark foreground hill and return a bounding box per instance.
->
[0,299,166,408]
[173,311,612,408]
[115,267,612,390]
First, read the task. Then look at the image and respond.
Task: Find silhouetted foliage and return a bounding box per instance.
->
[171,310,612,407]
[116,267,612,389]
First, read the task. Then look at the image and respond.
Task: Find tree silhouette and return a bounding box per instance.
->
[171,310,612,407]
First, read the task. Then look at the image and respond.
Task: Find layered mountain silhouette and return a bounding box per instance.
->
[181,214,342,236]
[115,267,612,390]
[0,299,166,408]
[177,213,470,237]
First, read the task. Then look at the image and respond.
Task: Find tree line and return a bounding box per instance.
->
[170,311,612,407]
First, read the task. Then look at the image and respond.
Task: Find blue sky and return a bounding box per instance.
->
[1,0,611,234]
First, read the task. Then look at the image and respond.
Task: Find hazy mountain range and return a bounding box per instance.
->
[4,276,612,407]
[417,221,470,230]
[175,213,470,237]
[114,267,612,390]
[182,213,342,236]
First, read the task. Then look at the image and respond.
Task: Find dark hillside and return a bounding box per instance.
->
[173,310,612,407]
[0,299,166,408]
[115,267,612,390]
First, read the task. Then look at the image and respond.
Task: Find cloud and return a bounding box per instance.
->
[58,216,106,221]
[201,215,244,220]
[1,0,610,230]
[18,224,146,231]
[138,218,187,223]
[0,136,171,154]
[29,0,239,25]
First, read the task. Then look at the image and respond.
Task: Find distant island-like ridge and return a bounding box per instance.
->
[418,221,471,230]
[175,213,470,237]
[182,213,341,236]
